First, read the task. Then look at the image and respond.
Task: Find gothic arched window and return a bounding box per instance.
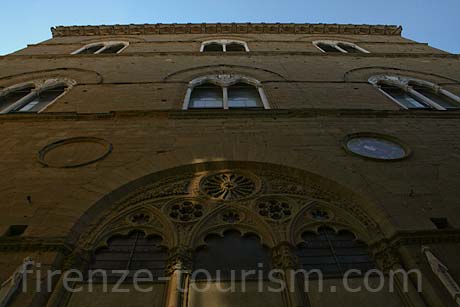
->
[201,40,249,52]
[0,80,71,114]
[183,75,269,110]
[73,42,128,55]
[314,41,369,54]
[193,230,271,280]
[296,227,375,277]
[90,230,168,277]
[370,75,460,110]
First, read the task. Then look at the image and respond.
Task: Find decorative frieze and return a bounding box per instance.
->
[51,23,402,37]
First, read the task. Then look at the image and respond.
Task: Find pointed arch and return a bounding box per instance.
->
[67,161,389,256]
[79,203,176,251]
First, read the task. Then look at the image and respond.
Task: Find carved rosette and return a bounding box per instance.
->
[200,171,259,201]
[221,209,244,224]
[166,199,204,223]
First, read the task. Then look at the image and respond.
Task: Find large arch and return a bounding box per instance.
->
[67,161,389,255]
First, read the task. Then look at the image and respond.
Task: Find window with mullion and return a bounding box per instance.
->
[296,227,375,278]
[411,85,460,109]
[12,85,67,113]
[337,43,361,53]
[0,86,34,112]
[379,83,431,109]
[98,44,126,54]
[90,231,168,278]
[317,43,341,53]
[78,44,105,54]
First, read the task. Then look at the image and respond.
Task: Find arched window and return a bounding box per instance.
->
[189,83,223,108]
[0,85,34,112]
[193,230,271,280]
[369,75,460,110]
[183,75,269,110]
[314,41,369,54]
[202,42,223,52]
[201,40,249,52]
[72,41,128,55]
[228,82,263,108]
[296,227,375,277]
[226,42,247,52]
[0,80,71,114]
[90,230,168,277]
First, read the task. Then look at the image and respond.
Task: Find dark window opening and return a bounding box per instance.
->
[78,44,104,54]
[337,43,362,53]
[98,44,126,54]
[89,230,168,278]
[203,43,223,52]
[317,43,340,53]
[226,43,246,52]
[430,218,452,230]
[0,86,34,112]
[193,230,271,280]
[296,227,375,278]
[5,225,28,237]
[228,82,263,108]
[412,85,460,109]
[189,83,223,109]
[379,83,430,109]
[13,85,67,113]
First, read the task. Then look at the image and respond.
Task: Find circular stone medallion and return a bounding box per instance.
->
[38,137,112,168]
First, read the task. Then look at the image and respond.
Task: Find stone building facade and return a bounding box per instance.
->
[0,23,459,307]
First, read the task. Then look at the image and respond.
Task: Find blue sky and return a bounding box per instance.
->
[1,0,459,55]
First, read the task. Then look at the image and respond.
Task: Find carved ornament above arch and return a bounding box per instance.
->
[163,64,286,82]
[344,66,460,84]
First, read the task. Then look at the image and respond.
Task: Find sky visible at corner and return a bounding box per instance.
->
[0,0,459,55]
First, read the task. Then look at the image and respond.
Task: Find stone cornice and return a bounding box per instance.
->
[1,52,458,60]
[51,23,403,37]
[372,229,460,254]
[1,109,460,123]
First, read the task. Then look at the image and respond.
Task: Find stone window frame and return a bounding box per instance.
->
[71,41,129,55]
[182,74,270,110]
[0,78,76,114]
[200,39,250,52]
[313,40,369,54]
[369,75,460,110]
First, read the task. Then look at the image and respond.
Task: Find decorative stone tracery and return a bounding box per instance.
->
[73,162,384,258]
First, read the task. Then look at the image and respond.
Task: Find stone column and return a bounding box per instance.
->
[271,242,306,307]
[375,247,427,307]
[165,247,192,307]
